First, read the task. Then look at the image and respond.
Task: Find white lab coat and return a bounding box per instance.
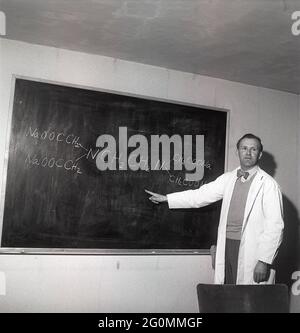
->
[167,167,284,284]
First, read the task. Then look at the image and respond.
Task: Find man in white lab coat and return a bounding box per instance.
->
[145,134,284,284]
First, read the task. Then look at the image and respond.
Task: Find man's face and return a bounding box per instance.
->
[237,138,262,170]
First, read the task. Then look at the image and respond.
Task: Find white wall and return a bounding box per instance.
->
[0,38,299,312]
[290,94,300,313]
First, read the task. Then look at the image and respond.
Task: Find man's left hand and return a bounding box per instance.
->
[253,261,269,283]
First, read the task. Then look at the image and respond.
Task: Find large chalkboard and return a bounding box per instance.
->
[0,78,227,251]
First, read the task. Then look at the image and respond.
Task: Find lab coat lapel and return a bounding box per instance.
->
[241,168,264,234]
[223,168,239,216]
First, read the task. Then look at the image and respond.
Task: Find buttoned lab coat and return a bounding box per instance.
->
[167,167,284,284]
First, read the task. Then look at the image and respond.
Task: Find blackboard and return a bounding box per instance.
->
[0,78,227,251]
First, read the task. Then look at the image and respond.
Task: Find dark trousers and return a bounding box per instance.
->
[224,238,240,284]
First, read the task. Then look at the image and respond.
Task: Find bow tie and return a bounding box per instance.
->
[237,169,250,179]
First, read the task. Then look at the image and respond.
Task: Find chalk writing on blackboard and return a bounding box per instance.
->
[26,126,81,146]
[24,126,84,174]
[24,124,210,181]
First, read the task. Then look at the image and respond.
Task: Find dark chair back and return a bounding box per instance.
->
[196,284,289,313]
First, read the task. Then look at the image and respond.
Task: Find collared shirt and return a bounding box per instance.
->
[238,165,258,183]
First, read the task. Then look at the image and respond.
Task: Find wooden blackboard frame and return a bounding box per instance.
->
[0,75,230,255]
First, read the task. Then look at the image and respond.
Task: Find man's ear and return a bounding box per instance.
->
[258,151,263,160]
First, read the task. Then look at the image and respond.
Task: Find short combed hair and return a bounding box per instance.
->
[236,133,263,153]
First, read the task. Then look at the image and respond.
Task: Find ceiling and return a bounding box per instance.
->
[1,0,300,94]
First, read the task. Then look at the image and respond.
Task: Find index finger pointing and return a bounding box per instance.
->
[145,189,157,196]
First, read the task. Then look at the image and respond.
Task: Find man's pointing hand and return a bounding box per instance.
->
[145,189,167,204]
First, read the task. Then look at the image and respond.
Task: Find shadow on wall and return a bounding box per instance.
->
[260,151,300,287]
